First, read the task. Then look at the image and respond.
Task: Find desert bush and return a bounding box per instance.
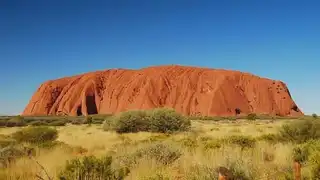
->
[0,120,7,127]
[203,139,222,150]
[226,162,253,180]
[84,116,93,125]
[148,134,170,142]
[247,113,257,121]
[312,113,318,119]
[6,116,26,127]
[178,137,198,148]
[111,110,150,133]
[291,140,320,179]
[257,133,282,144]
[105,108,191,133]
[103,117,114,131]
[92,117,105,124]
[263,150,275,162]
[0,135,16,148]
[135,143,182,165]
[71,119,84,125]
[279,119,320,144]
[48,120,67,126]
[58,155,129,180]
[0,146,25,168]
[28,120,47,126]
[12,126,58,144]
[186,164,218,180]
[140,173,170,180]
[0,145,35,168]
[148,108,191,133]
[223,135,256,149]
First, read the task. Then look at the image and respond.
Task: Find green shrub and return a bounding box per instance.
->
[203,139,222,150]
[0,145,35,168]
[12,126,58,144]
[28,120,47,126]
[135,143,181,165]
[186,164,218,180]
[279,119,320,144]
[84,116,93,125]
[0,135,16,148]
[148,108,191,133]
[6,116,26,127]
[224,135,256,149]
[312,113,318,119]
[178,137,198,148]
[0,120,7,127]
[104,108,191,133]
[257,133,282,144]
[247,113,257,121]
[58,155,129,180]
[141,173,170,180]
[48,120,67,126]
[71,119,84,125]
[111,110,150,133]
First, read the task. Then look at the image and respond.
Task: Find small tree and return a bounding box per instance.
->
[85,116,93,126]
[12,126,58,144]
[247,113,257,121]
[312,113,318,119]
[6,116,26,127]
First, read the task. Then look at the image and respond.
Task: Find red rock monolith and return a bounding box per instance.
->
[22,65,303,117]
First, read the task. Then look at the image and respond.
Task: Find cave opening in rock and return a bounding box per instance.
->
[86,95,98,115]
[235,108,241,115]
[77,105,82,116]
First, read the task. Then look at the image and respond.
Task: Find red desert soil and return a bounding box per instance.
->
[23,65,303,117]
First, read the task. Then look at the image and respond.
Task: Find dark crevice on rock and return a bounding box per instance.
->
[86,95,98,115]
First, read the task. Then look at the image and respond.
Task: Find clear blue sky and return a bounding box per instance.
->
[1,0,319,115]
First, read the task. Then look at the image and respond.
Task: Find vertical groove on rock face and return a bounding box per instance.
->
[22,65,304,116]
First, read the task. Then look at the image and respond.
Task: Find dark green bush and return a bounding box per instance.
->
[104,108,191,133]
[71,119,84,125]
[48,120,67,126]
[178,137,198,148]
[58,155,129,180]
[12,126,58,144]
[247,113,257,121]
[148,108,191,133]
[203,139,222,150]
[279,119,320,144]
[312,113,318,119]
[6,116,26,127]
[0,145,35,168]
[84,116,93,125]
[111,110,150,133]
[257,133,282,144]
[28,120,47,126]
[224,135,256,149]
[135,143,181,165]
[0,135,16,148]
[0,120,7,127]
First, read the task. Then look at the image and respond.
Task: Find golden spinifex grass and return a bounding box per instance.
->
[0,119,319,179]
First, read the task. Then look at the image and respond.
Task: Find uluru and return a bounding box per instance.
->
[22,65,303,117]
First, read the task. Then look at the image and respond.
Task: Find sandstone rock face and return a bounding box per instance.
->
[23,65,303,117]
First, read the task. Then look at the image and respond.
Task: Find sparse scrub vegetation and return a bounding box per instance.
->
[2,113,320,179]
[58,155,130,180]
[247,113,257,121]
[12,126,58,144]
[279,119,320,143]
